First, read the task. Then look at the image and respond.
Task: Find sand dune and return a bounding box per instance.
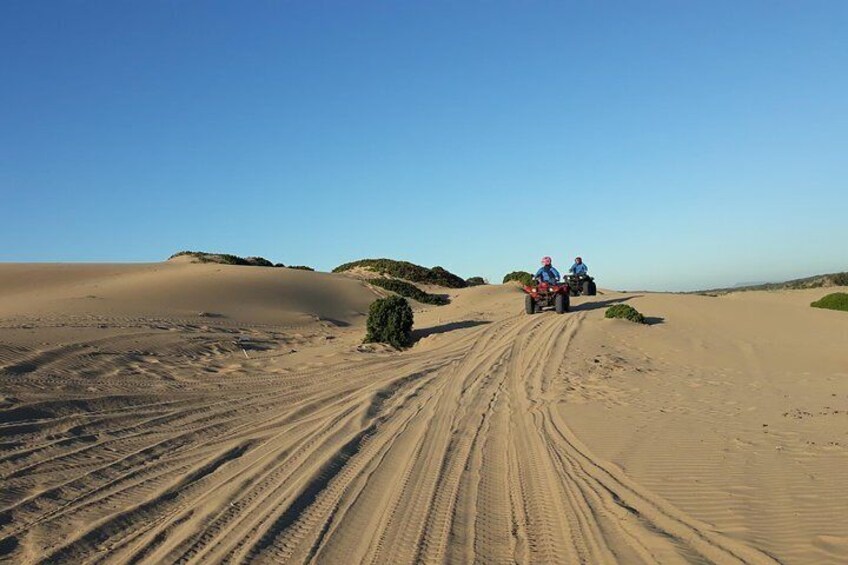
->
[1,264,846,563]
[0,262,377,325]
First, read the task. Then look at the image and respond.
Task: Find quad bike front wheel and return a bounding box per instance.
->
[525,294,535,315]
[555,293,569,314]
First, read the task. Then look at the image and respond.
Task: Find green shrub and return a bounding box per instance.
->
[465,277,487,287]
[288,265,315,271]
[333,259,466,288]
[810,293,848,312]
[368,278,449,305]
[364,296,414,348]
[831,272,848,286]
[605,304,646,324]
[503,271,534,286]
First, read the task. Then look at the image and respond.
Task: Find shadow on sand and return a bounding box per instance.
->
[571,295,643,312]
[413,320,491,341]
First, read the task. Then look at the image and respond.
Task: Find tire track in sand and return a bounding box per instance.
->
[0,308,780,564]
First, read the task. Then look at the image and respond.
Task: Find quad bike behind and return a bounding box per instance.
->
[566,274,597,297]
[522,281,570,314]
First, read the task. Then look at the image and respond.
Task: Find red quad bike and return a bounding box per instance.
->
[523,281,570,314]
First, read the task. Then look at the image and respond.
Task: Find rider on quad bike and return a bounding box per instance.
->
[568,257,588,276]
[535,256,561,284]
[566,257,597,296]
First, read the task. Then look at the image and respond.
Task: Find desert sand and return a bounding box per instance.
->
[1,261,846,564]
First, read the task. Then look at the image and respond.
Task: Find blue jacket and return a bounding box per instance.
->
[535,265,560,283]
[569,262,588,275]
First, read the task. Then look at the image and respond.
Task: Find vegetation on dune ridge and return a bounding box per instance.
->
[810,292,848,312]
[170,251,277,266]
[368,278,449,306]
[694,271,848,294]
[503,271,534,286]
[605,304,646,324]
[333,258,466,288]
[170,251,311,269]
[244,256,274,267]
[465,277,487,287]
[364,295,414,348]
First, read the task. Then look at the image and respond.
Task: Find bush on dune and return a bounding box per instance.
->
[244,256,274,267]
[170,251,276,267]
[287,265,315,271]
[810,293,848,312]
[333,259,466,288]
[429,266,465,288]
[364,296,414,348]
[503,271,534,286]
[465,277,487,287]
[831,272,848,286]
[368,278,449,306]
[605,304,646,324]
[171,251,251,266]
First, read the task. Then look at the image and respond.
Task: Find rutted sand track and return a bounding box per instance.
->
[1,308,781,564]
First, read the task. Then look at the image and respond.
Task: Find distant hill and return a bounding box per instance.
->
[695,271,848,295]
[332,259,467,288]
[732,281,769,288]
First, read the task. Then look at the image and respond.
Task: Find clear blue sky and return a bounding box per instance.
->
[2,1,846,291]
